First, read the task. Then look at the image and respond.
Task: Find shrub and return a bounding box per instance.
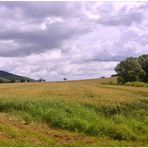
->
[10,80,15,83]
[0,79,4,83]
[125,82,148,87]
[20,79,25,82]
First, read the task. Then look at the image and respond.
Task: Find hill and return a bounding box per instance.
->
[0,70,35,82]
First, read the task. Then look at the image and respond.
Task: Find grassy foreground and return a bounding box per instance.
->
[0,77,148,146]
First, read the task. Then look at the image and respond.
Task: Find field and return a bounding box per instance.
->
[0,77,148,146]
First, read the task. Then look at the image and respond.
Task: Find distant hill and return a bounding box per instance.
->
[0,70,35,83]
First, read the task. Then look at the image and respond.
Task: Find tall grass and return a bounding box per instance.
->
[0,98,147,141]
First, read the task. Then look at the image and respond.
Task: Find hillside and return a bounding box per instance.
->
[0,77,147,146]
[0,70,35,82]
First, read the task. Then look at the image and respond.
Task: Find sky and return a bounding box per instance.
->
[0,1,148,81]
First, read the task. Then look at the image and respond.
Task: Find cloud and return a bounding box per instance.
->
[95,2,147,26]
[0,2,92,57]
[0,2,148,80]
[98,12,144,26]
[0,2,68,18]
[0,19,90,57]
[0,51,118,81]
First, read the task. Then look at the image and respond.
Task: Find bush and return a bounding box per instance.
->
[0,80,4,83]
[20,79,25,82]
[125,82,148,87]
[10,80,15,83]
[101,80,116,85]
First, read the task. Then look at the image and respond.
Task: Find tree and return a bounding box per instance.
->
[138,54,148,82]
[20,79,25,82]
[10,79,15,83]
[115,57,145,84]
[63,78,67,81]
[0,79,4,83]
[38,78,46,82]
[111,74,118,77]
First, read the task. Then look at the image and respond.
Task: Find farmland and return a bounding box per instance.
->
[0,77,148,146]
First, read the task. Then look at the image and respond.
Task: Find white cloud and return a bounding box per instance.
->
[0,2,147,80]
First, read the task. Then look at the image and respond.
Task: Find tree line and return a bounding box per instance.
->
[115,54,148,84]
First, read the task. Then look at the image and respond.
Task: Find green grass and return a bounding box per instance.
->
[0,77,148,146]
[0,98,147,142]
[125,81,148,87]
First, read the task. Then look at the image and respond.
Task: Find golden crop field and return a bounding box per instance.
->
[0,77,148,146]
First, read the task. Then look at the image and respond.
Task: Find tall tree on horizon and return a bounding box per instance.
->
[115,57,145,84]
[138,54,148,82]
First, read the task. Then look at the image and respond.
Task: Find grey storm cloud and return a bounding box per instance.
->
[0,24,89,56]
[0,1,147,57]
[0,1,92,57]
[0,1,148,80]
[0,2,68,18]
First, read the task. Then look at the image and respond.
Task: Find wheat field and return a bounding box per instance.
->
[0,77,148,146]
